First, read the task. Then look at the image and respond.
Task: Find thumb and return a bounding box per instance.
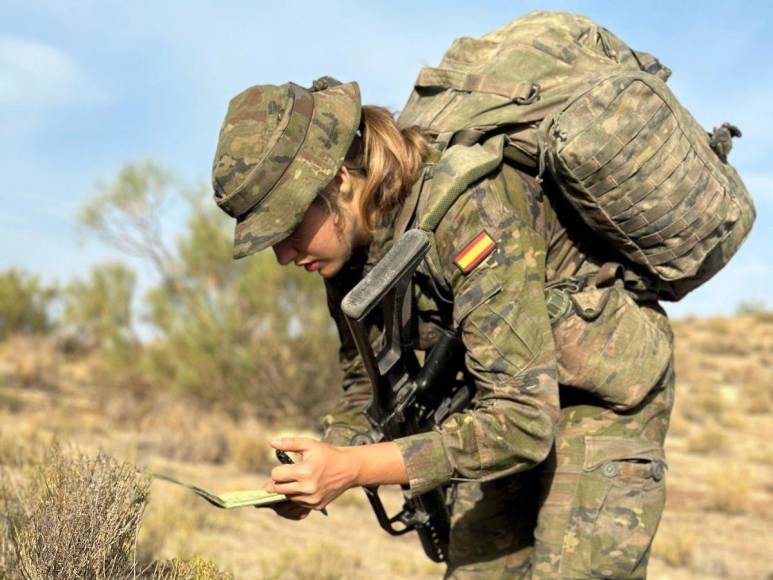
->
[271,437,317,453]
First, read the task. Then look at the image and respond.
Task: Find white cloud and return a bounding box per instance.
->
[0,37,106,109]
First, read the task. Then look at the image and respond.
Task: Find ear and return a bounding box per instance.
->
[336,165,353,194]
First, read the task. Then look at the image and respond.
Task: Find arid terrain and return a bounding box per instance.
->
[0,310,771,579]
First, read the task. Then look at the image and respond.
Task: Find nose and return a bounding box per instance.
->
[272,238,298,266]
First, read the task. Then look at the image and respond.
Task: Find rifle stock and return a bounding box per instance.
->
[341,229,470,563]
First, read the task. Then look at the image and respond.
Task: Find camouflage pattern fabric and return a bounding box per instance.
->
[212,80,361,258]
[541,71,755,300]
[397,10,755,301]
[549,282,672,412]
[323,154,673,577]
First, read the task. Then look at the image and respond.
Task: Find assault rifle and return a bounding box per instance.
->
[341,229,471,563]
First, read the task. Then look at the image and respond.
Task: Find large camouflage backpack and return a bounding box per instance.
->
[397,11,755,301]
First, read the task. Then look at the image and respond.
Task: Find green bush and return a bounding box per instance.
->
[140,200,340,421]
[0,269,56,340]
[735,299,767,315]
[61,262,140,361]
[78,161,341,424]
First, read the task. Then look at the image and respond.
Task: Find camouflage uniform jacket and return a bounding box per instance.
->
[322,159,622,497]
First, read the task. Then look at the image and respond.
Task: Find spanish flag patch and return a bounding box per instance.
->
[454,231,496,274]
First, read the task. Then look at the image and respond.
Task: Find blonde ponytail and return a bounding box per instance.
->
[346,106,429,233]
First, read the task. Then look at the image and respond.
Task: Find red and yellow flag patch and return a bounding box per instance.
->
[454,231,496,274]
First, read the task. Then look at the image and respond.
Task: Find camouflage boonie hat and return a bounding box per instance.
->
[212,79,361,259]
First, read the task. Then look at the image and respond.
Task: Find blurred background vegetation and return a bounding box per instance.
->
[0,161,342,426]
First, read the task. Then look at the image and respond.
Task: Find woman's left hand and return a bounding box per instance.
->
[264,437,362,510]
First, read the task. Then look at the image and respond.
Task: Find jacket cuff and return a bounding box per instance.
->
[395,431,453,497]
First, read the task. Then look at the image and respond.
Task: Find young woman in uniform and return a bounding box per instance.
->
[212,78,673,579]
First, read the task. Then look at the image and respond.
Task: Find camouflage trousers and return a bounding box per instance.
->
[444,318,674,579]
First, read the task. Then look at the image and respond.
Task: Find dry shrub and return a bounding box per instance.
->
[151,555,233,580]
[0,387,24,413]
[736,364,772,390]
[227,422,273,473]
[136,402,278,469]
[717,411,745,429]
[0,336,61,390]
[704,466,751,514]
[686,425,727,454]
[137,402,230,464]
[260,541,364,579]
[705,317,732,335]
[652,526,695,567]
[745,386,772,414]
[0,470,21,575]
[695,333,749,358]
[683,393,724,422]
[1,444,150,580]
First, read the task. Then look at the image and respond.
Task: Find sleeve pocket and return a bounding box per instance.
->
[452,266,502,325]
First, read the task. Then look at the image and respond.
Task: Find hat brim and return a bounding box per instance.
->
[232,81,361,259]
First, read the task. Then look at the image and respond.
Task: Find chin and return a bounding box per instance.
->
[319,260,344,279]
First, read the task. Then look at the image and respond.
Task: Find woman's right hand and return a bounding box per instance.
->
[270,501,312,521]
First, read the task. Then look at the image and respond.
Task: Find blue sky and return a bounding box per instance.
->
[1,0,771,318]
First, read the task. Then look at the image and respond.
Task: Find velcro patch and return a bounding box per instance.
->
[454,231,496,274]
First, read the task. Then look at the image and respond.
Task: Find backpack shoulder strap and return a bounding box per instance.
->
[417,135,505,233]
[415,136,504,277]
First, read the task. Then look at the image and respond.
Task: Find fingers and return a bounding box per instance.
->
[264,477,326,508]
[270,464,311,483]
[271,437,317,453]
[269,480,313,496]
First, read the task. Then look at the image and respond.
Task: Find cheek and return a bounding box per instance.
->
[309,217,349,258]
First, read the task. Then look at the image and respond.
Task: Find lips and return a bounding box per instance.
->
[299,260,321,272]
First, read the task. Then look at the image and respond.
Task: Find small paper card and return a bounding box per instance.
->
[153,473,287,509]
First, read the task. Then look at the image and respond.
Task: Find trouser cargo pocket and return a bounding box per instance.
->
[558,435,667,579]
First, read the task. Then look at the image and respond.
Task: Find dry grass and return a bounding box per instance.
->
[704,465,752,514]
[128,399,276,472]
[652,526,695,567]
[685,425,727,454]
[745,386,773,414]
[716,410,745,429]
[0,424,50,468]
[151,556,233,580]
[0,335,62,391]
[259,541,364,579]
[136,485,225,565]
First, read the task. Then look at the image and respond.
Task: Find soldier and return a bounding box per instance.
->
[212,78,673,578]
